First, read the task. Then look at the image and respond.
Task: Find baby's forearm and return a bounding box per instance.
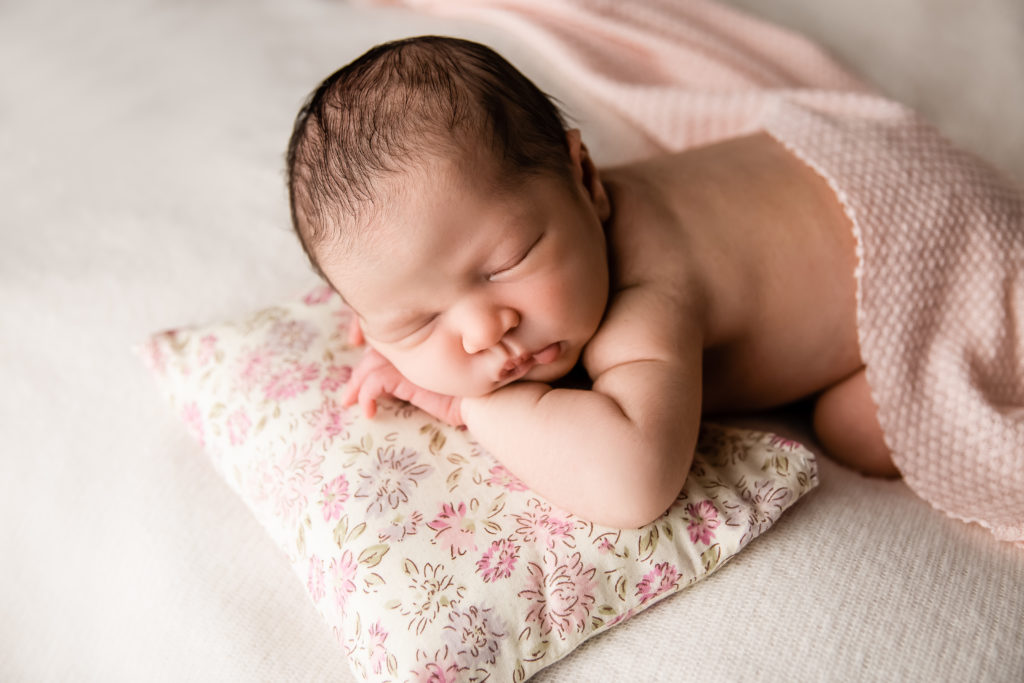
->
[460,382,692,528]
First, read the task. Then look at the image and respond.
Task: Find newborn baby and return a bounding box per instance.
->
[286,36,1022,536]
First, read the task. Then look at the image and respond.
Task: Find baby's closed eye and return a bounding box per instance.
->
[487,232,544,282]
[369,314,438,346]
[396,314,438,343]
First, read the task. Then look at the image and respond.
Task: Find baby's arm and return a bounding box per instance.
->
[461,329,701,528]
[341,293,703,529]
[460,287,702,528]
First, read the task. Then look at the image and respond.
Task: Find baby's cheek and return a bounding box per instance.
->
[529,279,573,318]
[389,350,481,397]
[390,352,439,386]
[546,277,601,334]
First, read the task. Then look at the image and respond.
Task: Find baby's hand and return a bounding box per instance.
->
[347,317,365,347]
[340,348,463,426]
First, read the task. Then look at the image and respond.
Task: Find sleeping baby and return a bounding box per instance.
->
[286,36,1023,541]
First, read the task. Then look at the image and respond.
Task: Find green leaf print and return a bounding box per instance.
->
[701,544,721,573]
[333,516,349,549]
[637,525,659,562]
[358,544,390,567]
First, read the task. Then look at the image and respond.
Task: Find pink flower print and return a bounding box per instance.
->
[235,348,274,394]
[225,408,251,446]
[354,446,432,517]
[411,648,460,683]
[379,510,423,543]
[303,284,335,305]
[321,364,352,393]
[442,605,506,667]
[140,338,167,376]
[485,464,528,492]
[476,539,519,582]
[267,319,318,354]
[597,537,615,554]
[196,334,217,366]
[513,500,575,550]
[252,443,324,529]
[635,562,681,604]
[769,435,802,450]
[519,551,597,639]
[731,479,791,545]
[263,360,319,402]
[307,555,326,604]
[329,550,358,616]
[685,500,720,545]
[320,474,350,523]
[304,396,350,444]
[180,401,204,447]
[367,621,389,675]
[427,502,478,559]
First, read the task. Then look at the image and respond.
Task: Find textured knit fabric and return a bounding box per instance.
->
[375,0,1024,546]
[762,99,1024,546]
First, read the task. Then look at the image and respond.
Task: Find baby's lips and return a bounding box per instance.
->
[533,341,561,365]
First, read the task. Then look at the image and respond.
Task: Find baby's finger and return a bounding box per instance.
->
[339,370,364,406]
[340,350,384,405]
[357,373,391,419]
[348,317,365,347]
[358,382,378,419]
[362,396,377,419]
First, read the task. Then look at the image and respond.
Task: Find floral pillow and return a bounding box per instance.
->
[139,284,817,682]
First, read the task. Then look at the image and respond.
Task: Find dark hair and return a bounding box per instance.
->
[285,35,571,278]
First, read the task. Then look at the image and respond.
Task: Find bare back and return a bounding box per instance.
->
[598,132,864,414]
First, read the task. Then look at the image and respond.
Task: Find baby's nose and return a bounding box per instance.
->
[461,306,520,354]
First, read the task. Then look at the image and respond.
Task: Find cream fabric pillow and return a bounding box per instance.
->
[140,285,818,681]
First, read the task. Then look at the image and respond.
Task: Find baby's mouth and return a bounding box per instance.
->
[499,354,536,381]
[497,342,562,382]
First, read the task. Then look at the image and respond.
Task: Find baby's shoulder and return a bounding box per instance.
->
[582,276,704,380]
[601,158,710,289]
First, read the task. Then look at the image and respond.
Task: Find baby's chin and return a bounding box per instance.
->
[517,346,581,386]
[524,357,577,385]
[414,346,583,398]
[433,361,575,398]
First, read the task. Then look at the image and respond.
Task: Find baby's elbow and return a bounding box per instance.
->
[626,485,682,528]
[576,428,694,528]
[597,504,667,530]
[594,455,688,529]
[591,489,677,529]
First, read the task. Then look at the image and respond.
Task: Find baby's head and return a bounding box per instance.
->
[287,36,611,397]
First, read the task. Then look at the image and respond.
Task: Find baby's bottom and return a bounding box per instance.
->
[812,367,899,478]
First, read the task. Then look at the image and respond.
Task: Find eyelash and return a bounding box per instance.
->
[395,233,544,340]
[411,314,438,333]
[488,234,542,281]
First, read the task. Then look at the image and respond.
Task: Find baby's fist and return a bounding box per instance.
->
[340,348,463,426]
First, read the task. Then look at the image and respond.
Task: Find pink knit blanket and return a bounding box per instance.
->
[369,0,1024,546]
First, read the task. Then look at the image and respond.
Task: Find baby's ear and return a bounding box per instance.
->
[566,128,585,173]
[566,129,610,221]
